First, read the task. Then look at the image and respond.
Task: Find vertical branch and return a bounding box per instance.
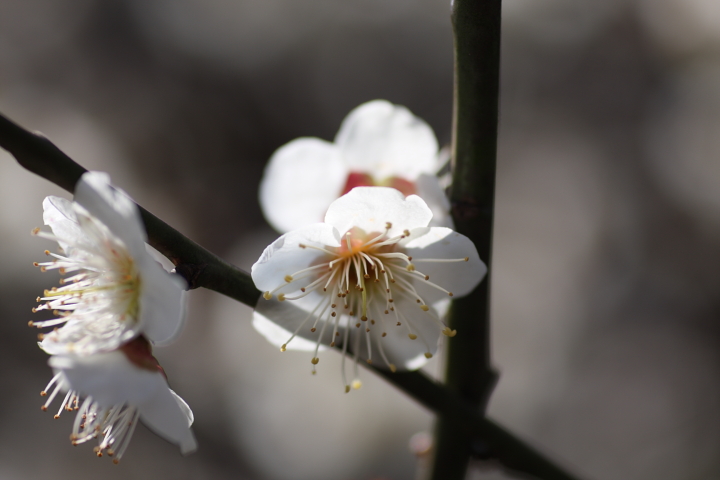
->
[429,0,502,478]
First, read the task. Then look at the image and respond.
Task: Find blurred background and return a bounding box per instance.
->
[1,0,719,479]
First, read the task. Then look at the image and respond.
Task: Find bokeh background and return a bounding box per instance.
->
[1,0,719,479]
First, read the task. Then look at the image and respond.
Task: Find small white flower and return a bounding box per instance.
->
[40,336,197,463]
[31,171,186,355]
[259,100,452,233]
[252,187,486,390]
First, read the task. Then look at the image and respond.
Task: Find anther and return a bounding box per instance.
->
[331,312,337,317]
[330,341,335,347]
[311,357,319,365]
[280,344,287,352]
[366,359,372,364]
[331,304,337,308]
[277,293,286,301]
[352,379,362,390]
[40,391,47,397]
[361,316,367,321]
[366,328,370,332]
[355,323,361,328]
[299,244,307,249]
[420,305,430,312]
[403,230,410,236]
[41,406,47,411]
[31,227,40,235]
[54,414,60,419]
[310,327,316,332]
[385,222,392,229]
[370,319,375,325]
[448,292,454,297]
[442,328,457,337]
[263,291,272,300]
[345,385,351,393]
[464,257,469,261]
[28,321,34,327]
[382,332,387,337]
[284,275,293,282]
[37,333,44,341]
[33,262,39,267]
[408,334,418,340]
[424,352,433,359]
[406,264,415,272]
[384,310,389,314]
[389,364,397,373]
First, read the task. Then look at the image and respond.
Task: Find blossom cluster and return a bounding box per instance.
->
[31,172,195,463]
[254,101,487,389]
[22,99,486,464]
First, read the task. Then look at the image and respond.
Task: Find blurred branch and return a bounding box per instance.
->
[375,369,581,480]
[0,112,260,307]
[0,110,581,480]
[430,0,503,478]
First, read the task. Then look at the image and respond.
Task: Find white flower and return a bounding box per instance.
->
[31,171,186,355]
[252,187,486,390]
[259,99,452,233]
[40,336,197,463]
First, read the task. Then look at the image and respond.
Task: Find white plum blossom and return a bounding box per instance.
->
[40,336,196,462]
[31,171,186,355]
[252,187,486,391]
[259,99,452,233]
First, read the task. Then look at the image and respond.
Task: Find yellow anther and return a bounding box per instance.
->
[351,379,362,390]
[464,257,469,261]
[420,305,430,312]
[404,229,410,236]
[385,222,392,229]
[424,352,433,359]
[442,327,457,337]
[277,293,286,301]
[27,321,34,327]
[280,344,287,352]
[311,357,319,365]
[284,275,293,283]
[406,264,415,272]
[389,364,397,373]
[408,334,418,340]
[345,385,351,393]
[31,227,40,235]
[263,291,272,300]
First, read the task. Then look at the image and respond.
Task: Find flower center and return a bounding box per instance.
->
[262,222,469,391]
[341,172,416,197]
[30,227,142,352]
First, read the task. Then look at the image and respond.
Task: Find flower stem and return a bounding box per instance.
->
[430,0,502,478]
[0,112,260,307]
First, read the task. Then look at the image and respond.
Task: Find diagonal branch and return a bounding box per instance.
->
[0,112,259,307]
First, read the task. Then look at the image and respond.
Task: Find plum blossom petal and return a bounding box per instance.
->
[415,173,453,229]
[42,338,196,462]
[252,187,485,388]
[325,187,432,239]
[259,138,348,233]
[74,171,147,259]
[259,100,450,234]
[334,100,440,180]
[32,171,186,354]
[401,227,487,306]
